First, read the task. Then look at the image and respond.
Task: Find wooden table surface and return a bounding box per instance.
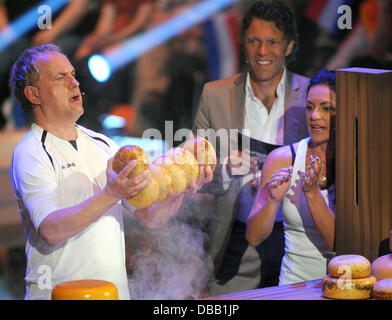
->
[204,279,329,300]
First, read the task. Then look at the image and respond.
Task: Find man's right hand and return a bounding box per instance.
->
[105,157,151,200]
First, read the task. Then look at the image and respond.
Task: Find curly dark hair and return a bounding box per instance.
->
[307,70,336,96]
[9,44,61,114]
[240,0,299,64]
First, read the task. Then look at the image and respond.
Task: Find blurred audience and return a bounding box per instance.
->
[123,0,207,140]
[0,0,99,130]
[74,0,156,132]
[326,0,391,69]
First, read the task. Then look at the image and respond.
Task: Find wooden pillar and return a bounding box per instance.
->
[336,67,392,262]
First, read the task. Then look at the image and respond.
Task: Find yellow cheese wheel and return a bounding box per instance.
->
[328,254,371,279]
[372,278,392,300]
[52,279,118,300]
[322,274,376,300]
[371,254,392,281]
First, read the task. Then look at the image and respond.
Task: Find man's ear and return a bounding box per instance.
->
[285,40,294,57]
[24,85,40,106]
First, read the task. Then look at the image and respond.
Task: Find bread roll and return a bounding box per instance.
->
[372,278,392,300]
[150,162,172,203]
[165,147,199,187]
[322,274,376,300]
[126,176,160,209]
[113,145,149,178]
[328,254,371,279]
[371,254,392,281]
[153,156,187,195]
[183,137,217,172]
[113,145,159,209]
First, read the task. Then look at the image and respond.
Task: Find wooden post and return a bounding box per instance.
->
[336,67,392,262]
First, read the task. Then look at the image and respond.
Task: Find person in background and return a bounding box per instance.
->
[9,44,212,299]
[191,1,309,295]
[246,70,336,284]
[0,0,98,129]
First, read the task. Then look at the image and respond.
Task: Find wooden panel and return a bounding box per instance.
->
[336,68,392,262]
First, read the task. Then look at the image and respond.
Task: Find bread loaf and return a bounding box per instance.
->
[372,278,392,300]
[371,254,392,281]
[183,137,217,172]
[328,254,371,279]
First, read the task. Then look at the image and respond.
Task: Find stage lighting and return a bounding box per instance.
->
[88,54,111,82]
[88,0,238,82]
[0,0,68,52]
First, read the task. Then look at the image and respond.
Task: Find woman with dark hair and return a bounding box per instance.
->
[246,70,336,284]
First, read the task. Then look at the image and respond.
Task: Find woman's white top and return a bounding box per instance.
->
[279,137,335,284]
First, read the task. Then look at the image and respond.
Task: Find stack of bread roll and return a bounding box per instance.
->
[371,253,392,300]
[321,254,376,299]
[112,137,216,209]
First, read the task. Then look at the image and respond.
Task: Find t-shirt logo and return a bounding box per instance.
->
[62,162,76,169]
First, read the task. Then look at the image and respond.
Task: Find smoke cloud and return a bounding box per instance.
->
[124,193,215,299]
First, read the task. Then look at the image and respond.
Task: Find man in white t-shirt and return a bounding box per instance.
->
[9,44,212,299]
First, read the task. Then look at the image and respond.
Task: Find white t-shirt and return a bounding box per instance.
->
[10,123,131,300]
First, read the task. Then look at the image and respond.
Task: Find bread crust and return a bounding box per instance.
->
[372,278,392,300]
[328,254,371,279]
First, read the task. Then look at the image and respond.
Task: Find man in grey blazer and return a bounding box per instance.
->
[191,1,310,296]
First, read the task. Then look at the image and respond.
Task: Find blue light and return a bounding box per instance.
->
[88,54,111,82]
[88,0,238,82]
[0,0,69,52]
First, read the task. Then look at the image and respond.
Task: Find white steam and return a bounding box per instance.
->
[124,194,215,299]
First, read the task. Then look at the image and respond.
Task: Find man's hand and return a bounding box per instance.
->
[105,157,151,200]
[187,165,213,194]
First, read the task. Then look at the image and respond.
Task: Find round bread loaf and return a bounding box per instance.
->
[165,147,199,187]
[328,254,371,279]
[126,176,160,209]
[371,254,392,280]
[372,278,392,300]
[113,145,149,178]
[113,145,159,208]
[153,156,187,195]
[322,274,376,300]
[183,137,217,172]
[150,162,172,203]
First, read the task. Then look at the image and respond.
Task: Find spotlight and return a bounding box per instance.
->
[88,0,238,82]
[88,54,111,83]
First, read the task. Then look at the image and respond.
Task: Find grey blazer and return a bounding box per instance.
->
[191,70,310,283]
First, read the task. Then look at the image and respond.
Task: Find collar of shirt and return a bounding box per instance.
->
[243,68,287,145]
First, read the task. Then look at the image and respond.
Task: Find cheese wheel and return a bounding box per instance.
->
[52,280,118,300]
[322,274,376,300]
[371,254,392,280]
[372,278,392,300]
[183,137,217,172]
[328,254,371,279]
